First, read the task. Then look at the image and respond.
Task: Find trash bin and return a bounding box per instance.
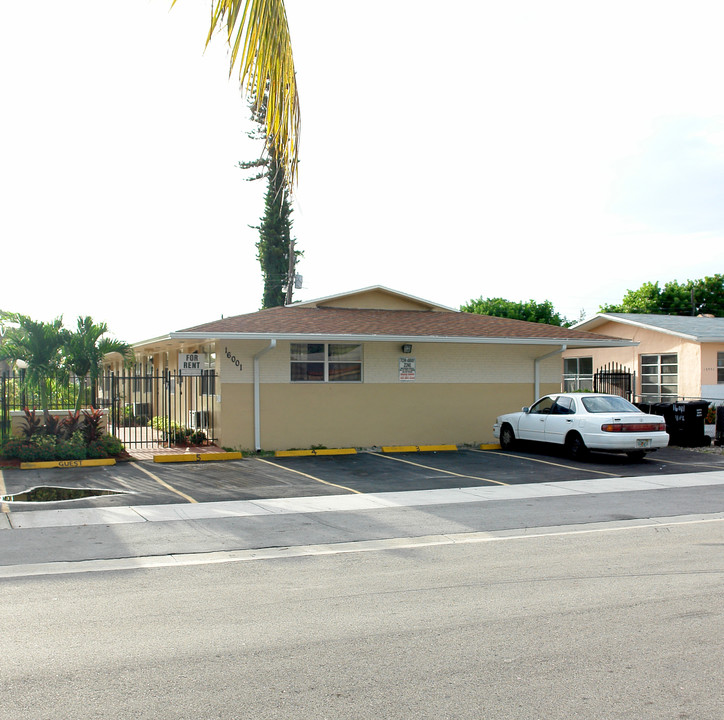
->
[662,401,710,447]
[716,406,724,446]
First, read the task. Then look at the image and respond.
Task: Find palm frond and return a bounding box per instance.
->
[174,0,300,188]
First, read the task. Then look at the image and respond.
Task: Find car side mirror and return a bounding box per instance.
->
[522,407,530,413]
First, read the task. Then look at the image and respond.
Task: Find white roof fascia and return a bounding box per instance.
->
[574,314,700,341]
[170,331,635,348]
[132,334,173,348]
[289,285,458,312]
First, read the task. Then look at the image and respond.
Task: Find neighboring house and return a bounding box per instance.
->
[111,287,633,451]
[563,314,724,403]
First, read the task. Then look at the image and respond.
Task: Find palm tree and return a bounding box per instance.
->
[0,315,65,422]
[63,317,133,412]
[182,0,300,187]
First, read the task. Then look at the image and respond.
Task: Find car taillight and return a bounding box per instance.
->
[600,423,666,432]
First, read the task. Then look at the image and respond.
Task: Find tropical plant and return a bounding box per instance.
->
[19,407,42,438]
[179,0,300,188]
[63,316,133,411]
[0,315,65,422]
[81,407,105,444]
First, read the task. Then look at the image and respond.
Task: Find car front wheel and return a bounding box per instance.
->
[566,432,588,461]
[499,424,516,450]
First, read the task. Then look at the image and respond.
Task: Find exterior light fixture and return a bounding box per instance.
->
[402,344,412,354]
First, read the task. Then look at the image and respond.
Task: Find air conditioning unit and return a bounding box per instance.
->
[188,410,210,429]
[132,403,152,418]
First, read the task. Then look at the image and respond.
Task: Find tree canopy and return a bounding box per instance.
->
[460,297,572,327]
[599,275,724,316]
[240,90,299,308]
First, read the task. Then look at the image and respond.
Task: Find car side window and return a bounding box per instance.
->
[552,397,575,415]
[530,397,556,414]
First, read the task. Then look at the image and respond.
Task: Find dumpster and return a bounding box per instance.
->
[656,401,711,447]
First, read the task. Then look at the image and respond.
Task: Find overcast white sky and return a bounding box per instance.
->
[2,0,724,343]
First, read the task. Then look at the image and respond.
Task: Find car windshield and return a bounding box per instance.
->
[580,396,641,414]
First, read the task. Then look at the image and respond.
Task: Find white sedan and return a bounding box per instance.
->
[493,393,669,461]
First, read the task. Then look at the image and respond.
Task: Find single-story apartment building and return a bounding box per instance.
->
[112,287,635,451]
[563,313,724,403]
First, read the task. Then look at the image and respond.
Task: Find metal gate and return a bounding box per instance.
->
[100,369,217,448]
[593,362,634,401]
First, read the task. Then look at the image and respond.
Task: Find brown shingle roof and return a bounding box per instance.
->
[174,306,621,343]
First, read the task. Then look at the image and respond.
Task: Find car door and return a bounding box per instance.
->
[517,396,556,441]
[544,396,577,445]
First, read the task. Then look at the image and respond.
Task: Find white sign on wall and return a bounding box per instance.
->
[399,357,416,382]
[179,353,207,376]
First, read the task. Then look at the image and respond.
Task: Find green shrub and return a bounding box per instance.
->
[1,437,32,459]
[86,439,109,459]
[189,430,207,445]
[100,434,125,456]
[0,428,124,461]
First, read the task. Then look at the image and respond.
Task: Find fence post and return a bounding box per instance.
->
[1,372,6,442]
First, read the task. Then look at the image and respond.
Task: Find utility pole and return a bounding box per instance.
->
[285,238,296,306]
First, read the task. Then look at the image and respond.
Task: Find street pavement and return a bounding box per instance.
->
[1,466,723,576]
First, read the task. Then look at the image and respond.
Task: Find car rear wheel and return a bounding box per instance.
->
[499,424,516,450]
[626,450,646,462]
[566,432,588,461]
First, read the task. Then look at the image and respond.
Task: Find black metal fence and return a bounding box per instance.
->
[1,369,217,448]
[593,362,634,401]
[100,370,217,448]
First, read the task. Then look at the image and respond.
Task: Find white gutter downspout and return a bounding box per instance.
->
[534,344,567,402]
[253,339,276,451]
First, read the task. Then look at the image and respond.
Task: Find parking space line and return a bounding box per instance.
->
[468,448,621,477]
[130,462,198,504]
[653,457,724,470]
[255,458,361,494]
[368,452,508,486]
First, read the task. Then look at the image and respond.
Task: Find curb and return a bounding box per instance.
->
[479,443,501,450]
[274,448,357,458]
[19,458,117,470]
[153,452,243,464]
[381,445,458,453]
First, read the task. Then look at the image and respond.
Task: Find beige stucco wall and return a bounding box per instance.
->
[314,288,449,311]
[215,340,562,450]
[562,321,703,399]
[701,343,724,400]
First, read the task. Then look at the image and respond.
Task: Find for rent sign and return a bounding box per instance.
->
[179,353,207,376]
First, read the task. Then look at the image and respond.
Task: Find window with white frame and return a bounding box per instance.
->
[640,353,678,401]
[563,357,593,391]
[291,343,362,382]
[718,352,724,384]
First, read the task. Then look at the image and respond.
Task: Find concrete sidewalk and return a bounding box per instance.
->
[3,470,724,531]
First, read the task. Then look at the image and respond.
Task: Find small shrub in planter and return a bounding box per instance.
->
[82,407,105,443]
[189,430,207,445]
[19,408,42,438]
[100,434,124,456]
[1,437,32,460]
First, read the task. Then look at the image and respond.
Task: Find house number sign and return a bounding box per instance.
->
[225,347,243,372]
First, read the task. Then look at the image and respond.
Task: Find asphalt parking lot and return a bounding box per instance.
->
[3,444,724,512]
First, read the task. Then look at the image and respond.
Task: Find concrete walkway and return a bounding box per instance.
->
[3,470,724,531]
